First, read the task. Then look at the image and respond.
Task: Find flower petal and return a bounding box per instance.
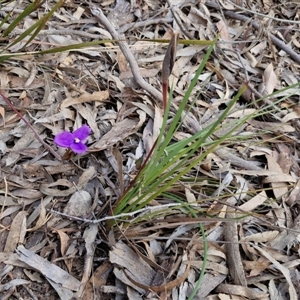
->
[54,132,74,148]
[70,142,88,154]
[73,125,91,140]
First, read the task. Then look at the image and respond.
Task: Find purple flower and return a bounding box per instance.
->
[54,125,91,154]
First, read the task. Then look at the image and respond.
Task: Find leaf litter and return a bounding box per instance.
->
[1,0,300,299]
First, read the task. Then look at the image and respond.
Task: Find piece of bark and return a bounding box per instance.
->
[224,209,247,286]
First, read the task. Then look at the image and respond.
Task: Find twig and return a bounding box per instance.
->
[205,0,300,65]
[90,5,162,103]
[47,203,186,224]
[0,92,62,161]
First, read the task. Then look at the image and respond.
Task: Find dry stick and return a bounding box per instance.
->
[205,0,300,65]
[0,93,62,161]
[90,6,162,103]
[48,203,186,224]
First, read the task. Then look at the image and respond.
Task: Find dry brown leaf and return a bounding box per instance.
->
[75,103,101,139]
[0,195,18,207]
[263,63,277,95]
[140,45,209,63]
[243,259,270,277]
[247,119,295,133]
[73,6,84,19]
[16,245,81,291]
[238,190,268,211]
[60,90,109,109]
[242,231,279,243]
[91,118,139,151]
[54,229,70,256]
[6,128,37,166]
[286,179,300,207]
[216,283,269,299]
[110,241,155,293]
[7,74,45,89]
[40,179,76,197]
[4,211,27,252]
[142,118,155,156]
[152,105,163,142]
[194,273,227,299]
[276,143,293,174]
[265,154,289,199]
[0,106,5,126]
[263,174,296,183]
[217,20,233,50]
[82,261,112,300]
[250,41,267,55]
[269,279,281,300]
[27,199,51,232]
[11,188,42,200]
[41,167,95,197]
[0,279,31,293]
[24,62,37,87]
[63,190,92,217]
[188,260,228,275]
[35,108,75,124]
[124,261,190,293]
[253,244,297,300]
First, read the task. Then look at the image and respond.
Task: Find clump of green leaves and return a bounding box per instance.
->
[112,38,248,221]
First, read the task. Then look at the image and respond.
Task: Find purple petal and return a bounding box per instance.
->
[54,131,74,148]
[73,125,91,140]
[70,142,88,154]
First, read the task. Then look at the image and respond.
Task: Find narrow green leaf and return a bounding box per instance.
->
[6,0,64,50]
[22,0,65,48]
[2,0,44,37]
[0,9,11,29]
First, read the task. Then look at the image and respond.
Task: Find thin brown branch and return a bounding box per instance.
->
[90,5,162,103]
